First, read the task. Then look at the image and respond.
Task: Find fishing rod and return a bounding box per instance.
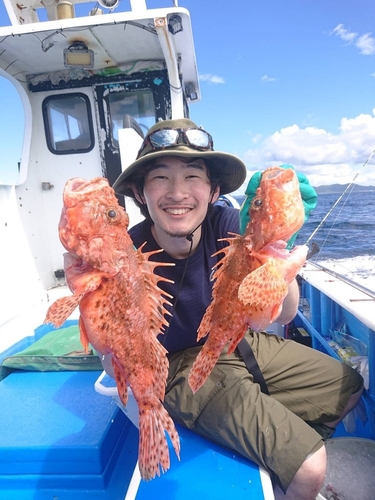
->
[305,147,375,249]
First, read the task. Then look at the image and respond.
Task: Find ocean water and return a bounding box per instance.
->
[233,190,375,293]
[295,190,375,293]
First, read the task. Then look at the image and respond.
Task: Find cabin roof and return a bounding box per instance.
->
[0,2,200,100]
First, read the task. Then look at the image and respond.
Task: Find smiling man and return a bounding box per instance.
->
[112,118,363,500]
[135,157,220,256]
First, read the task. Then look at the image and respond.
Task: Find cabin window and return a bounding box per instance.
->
[108,90,155,147]
[42,93,94,154]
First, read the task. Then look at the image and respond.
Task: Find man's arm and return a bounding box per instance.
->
[276,278,299,325]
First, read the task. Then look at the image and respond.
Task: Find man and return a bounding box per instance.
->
[112,118,363,499]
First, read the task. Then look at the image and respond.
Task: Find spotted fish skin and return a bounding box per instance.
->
[45,177,180,480]
[188,167,308,394]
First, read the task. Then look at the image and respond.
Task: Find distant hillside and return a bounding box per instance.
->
[314,183,375,194]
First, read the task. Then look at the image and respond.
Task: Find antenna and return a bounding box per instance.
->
[97,0,121,9]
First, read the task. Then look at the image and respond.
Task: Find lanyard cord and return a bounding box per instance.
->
[160,222,202,347]
[159,189,219,347]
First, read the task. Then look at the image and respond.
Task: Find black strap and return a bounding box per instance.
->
[237,338,269,395]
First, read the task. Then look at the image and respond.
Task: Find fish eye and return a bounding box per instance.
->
[106,208,117,219]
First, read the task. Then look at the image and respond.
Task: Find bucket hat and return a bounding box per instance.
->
[113,118,247,197]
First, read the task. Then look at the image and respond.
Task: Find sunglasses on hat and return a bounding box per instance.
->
[137,127,214,158]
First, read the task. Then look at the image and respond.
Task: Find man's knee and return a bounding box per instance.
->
[276,445,326,500]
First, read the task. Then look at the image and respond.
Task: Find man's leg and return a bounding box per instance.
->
[165,344,324,495]
[308,386,364,440]
[251,331,364,431]
[274,445,326,500]
[324,385,364,429]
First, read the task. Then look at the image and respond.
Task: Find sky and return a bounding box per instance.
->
[1,0,375,191]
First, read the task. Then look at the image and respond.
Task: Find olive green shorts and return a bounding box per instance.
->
[164,331,363,492]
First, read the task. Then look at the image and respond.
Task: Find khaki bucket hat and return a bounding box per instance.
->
[113,118,247,197]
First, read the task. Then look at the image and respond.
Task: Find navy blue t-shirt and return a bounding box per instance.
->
[129,205,239,353]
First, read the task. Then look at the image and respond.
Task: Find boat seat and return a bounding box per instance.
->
[122,113,145,138]
[0,370,138,499]
[0,370,274,499]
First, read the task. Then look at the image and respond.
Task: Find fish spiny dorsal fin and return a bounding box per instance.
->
[194,237,240,343]
[136,244,175,337]
[210,233,243,291]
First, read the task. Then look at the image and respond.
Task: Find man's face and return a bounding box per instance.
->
[138,156,219,239]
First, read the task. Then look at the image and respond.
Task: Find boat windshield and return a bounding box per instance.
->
[108,89,155,147]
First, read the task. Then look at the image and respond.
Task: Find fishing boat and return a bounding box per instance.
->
[0,1,373,499]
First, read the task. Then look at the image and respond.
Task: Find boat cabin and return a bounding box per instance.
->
[0,2,374,499]
[0,0,199,346]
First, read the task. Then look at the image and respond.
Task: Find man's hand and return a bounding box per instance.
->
[239,164,318,248]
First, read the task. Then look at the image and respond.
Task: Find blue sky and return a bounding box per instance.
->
[1,0,375,190]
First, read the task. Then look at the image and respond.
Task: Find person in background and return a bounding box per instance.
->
[110,118,363,500]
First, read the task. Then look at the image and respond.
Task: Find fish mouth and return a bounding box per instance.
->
[263,241,309,260]
[262,166,295,184]
[261,167,298,196]
[263,240,289,258]
[63,177,111,207]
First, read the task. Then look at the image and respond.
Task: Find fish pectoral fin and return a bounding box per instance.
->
[238,262,288,308]
[44,293,83,328]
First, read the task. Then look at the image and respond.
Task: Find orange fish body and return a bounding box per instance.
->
[188,167,308,393]
[45,177,180,480]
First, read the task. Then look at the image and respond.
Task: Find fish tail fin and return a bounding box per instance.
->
[138,401,180,481]
[188,345,220,394]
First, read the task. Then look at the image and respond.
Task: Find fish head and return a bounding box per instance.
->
[246,166,305,247]
[59,177,130,273]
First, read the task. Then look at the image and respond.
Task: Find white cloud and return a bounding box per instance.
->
[199,73,225,84]
[331,24,375,56]
[241,111,375,189]
[331,24,357,44]
[356,33,375,55]
[261,74,276,83]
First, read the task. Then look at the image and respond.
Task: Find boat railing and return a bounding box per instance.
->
[307,260,375,300]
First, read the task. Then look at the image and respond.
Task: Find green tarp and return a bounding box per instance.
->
[1,325,102,380]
